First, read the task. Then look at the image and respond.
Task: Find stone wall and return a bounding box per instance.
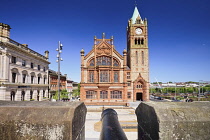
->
[135,102,210,140]
[0,101,87,140]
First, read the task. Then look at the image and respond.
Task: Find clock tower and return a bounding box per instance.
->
[127,6,149,101]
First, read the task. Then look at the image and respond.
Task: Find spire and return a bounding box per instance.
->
[131,6,143,24]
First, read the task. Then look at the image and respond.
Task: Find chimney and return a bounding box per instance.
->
[22,44,28,47]
[0,23,11,42]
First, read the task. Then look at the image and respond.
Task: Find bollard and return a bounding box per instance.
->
[100,108,128,140]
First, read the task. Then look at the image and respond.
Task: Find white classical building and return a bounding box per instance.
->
[0,23,50,101]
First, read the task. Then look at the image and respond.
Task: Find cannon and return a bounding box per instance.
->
[100,108,128,140]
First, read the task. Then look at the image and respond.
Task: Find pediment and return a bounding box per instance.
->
[96,41,112,56]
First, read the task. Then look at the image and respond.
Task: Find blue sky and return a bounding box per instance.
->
[1,0,210,83]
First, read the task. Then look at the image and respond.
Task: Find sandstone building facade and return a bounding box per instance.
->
[0,23,50,101]
[80,6,149,104]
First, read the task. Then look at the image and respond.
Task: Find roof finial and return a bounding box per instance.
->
[102,32,105,39]
[134,0,137,7]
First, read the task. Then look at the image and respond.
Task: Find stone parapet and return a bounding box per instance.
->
[0,101,87,140]
[135,102,210,140]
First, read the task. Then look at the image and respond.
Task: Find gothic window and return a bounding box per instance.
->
[89,59,95,66]
[100,91,108,99]
[43,67,46,72]
[111,91,122,99]
[135,38,137,45]
[12,73,16,83]
[22,74,26,83]
[113,59,119,67]
[89,71,94,82]
[136,51,138,64]
[97,56,111,66]
[137,84,143,89]
[141,38,144,45]
[114,71,119,83]
[142,51,144,65]
[86,91,97,99]
[138,38,141,44]
[100,71,109,82]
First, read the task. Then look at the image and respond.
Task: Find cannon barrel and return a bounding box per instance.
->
[100,108,128,140]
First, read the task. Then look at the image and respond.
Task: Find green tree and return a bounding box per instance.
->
[73,83,80,97]
[52,89,69,100]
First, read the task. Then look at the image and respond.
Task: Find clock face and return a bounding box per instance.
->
[135,28,142,35]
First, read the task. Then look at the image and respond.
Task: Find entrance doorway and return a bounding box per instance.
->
[136,92,143,101]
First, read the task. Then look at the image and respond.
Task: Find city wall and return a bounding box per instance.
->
[0,101,87,140]
[135,102,210,140]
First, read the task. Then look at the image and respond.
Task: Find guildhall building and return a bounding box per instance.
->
[80,6,149,105]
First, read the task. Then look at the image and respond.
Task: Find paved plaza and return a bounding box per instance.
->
[85,102,140,140]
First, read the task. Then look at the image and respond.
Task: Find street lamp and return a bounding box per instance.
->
[56,41,63,101]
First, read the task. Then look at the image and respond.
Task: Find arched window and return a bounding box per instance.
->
[30,72,35,84]
[114,71,119,83]
[138,38,141,44]
[37,73,42,84]
[113,59,119,67]
[142,51,144,65]
[100,91,108,99]
[135,38,137,45]
[97,56,111,66]
[11,68,19,83]
[141,38,144,45]
[89,59,94,66]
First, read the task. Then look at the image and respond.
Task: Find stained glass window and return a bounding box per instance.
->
[113,59,119,66]
[89,59,94,66]
[89,71,94,82]
[114,71,119,82]
[100,71,109,82]
[97,56,111,66]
